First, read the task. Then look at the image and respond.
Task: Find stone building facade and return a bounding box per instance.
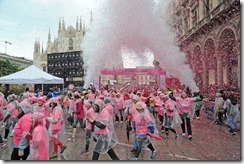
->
[171,0,240,90]
[0,53,33,68]
[33,16,87,72]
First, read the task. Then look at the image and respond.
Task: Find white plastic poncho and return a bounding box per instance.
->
[27,112,49,160]
[92,100,118,154]
[132,102,159,148]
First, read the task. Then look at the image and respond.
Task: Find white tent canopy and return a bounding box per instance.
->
[0,65,64,84]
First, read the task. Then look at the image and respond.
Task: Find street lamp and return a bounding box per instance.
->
[1,40,12,54]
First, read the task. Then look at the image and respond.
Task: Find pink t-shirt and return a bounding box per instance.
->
[155,99,165,116]
[115,97,124,110]
[37,106,47,117]
[86,107,95,130]
[87,93,95,100]
[165,100,175,108]
[0,97,6,108]
[130,104,137,116]
[30,125,49,160]
[123,99,132,109]
[104,103,114,117]
[94,109,109,135]
[176,97,195,114]
[133,111,152,135]
[44,100,51,117]
[7,102,18,118]
[50,108,62,131]
[13,113,32,146]
[164,100,175,117]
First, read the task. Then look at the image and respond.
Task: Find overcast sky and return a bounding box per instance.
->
[0,0,104,60]
[0,0,242,61]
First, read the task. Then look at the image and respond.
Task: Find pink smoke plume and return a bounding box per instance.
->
[82,0,199,92]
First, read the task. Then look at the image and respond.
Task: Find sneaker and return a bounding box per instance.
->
[129,157,138,160]
[2,138,7,142]
[175,133,179,139]
[182,133,186,136]
[50,152,58,159]
[80,149,89,154]
[131,148,137,153]
[67,125,73,129]
[150,150,157,158]
[196,117,200,120]
[161,130,165,133]
[72,137,76,141]
[188,135,193,140]
[0,142,6,148]
[60,145,67,154]
[120,121,123,123]
[233,131,237,136]
[115,121,119,123]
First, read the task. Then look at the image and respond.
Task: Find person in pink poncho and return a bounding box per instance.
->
[26,112,49,160]
[87,99,120,160]
[0,92,7,148]
[129,101,157,160]
[81,99,94,154]
[43,93,53,129]
[3,94,19,141]
[114,93,124,123]
[47,98,67,159]
[36,97,48,117]
[162,95,182,140]
[169,91,201,140]
[155,93,166,132]
[28,96,38,113]
[104,98,114,117]
[10,100,32,160]
[71,92,85,141]
[126,95,140,153]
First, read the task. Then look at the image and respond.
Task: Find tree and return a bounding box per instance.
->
[0,59,23,98]
[0,59,23,77]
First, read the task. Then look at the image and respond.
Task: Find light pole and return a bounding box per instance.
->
[1,40,12,54]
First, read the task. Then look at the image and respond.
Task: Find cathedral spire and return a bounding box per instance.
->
[58,17,61,33]
[62,17,66,31]
[42,43,44,54]
[80,16,82,31]
[34,37,40,55]
[83,21,86,36]
[76,16,79,30]
[48,28,51,43]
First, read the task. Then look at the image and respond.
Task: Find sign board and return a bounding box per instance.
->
[68,83,75,90]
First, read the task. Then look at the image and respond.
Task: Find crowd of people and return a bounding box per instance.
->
[0,83,240,160]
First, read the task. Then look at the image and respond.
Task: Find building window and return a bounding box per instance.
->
[69,38,73,50]
[184,17,188,32]
[204,0,210,17]
[192,8,198,27]
[43,66,46,72]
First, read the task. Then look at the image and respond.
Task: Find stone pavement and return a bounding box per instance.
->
[0,110,241,161]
